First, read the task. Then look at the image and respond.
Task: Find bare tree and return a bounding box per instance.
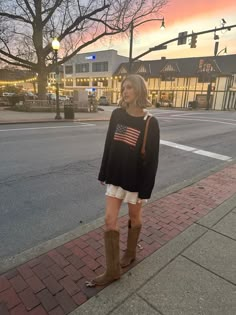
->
[0,0,168,98]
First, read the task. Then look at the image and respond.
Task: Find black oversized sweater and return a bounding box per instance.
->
[98,108,160,199]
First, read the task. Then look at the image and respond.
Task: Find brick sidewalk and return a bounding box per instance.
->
[0,163,236,315]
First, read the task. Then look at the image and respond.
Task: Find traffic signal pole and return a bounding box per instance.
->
[132,24,236,62]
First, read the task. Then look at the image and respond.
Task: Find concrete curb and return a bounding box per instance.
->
[70,193,236,315]
[0,118,110,125]
[68,225,206,314]
[0,158,235,274]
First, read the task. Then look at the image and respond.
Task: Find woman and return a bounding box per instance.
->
[86,74,160,287]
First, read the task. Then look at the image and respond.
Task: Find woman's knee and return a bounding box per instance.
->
[105,214,117,230]
[129,216,142,226]
[104,196,121,230]
[128,204,142,226]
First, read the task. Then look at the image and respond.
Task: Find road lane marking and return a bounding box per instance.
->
[160,140,232,161]
[193,150,232,161]
[160,140,195,152]
[0,123,96,132]
[171,114,236,121]
[157,116,236,126]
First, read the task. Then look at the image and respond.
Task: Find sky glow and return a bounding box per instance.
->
[87,0,236,59]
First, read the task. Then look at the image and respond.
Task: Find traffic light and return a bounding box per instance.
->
[190,34,198,48]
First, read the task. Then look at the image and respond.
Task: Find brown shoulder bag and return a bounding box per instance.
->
[141,116,151,159]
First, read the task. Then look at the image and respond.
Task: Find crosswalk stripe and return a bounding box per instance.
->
[160,140,232,161]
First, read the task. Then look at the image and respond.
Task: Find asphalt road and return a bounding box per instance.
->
[0,109,236,258]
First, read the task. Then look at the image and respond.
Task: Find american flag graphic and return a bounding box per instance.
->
[114,124,140,147]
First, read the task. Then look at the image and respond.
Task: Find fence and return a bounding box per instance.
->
[22,100,70,111]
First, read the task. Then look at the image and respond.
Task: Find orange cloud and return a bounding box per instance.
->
[139,0,236,31]
[165,0,236,25]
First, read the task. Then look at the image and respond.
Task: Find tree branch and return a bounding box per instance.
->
[0,38,11,55]
[59,4,110,41]
[0,56,33,70]
[56,29,120,67]
[22,0,35,18]
[43,3,110,56]
[0,12,32,24]
[12,31,33,42]
[42,0,64,26]
[88,17,125,32]
[0,49,35,67]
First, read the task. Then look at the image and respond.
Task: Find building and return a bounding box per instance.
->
[113,54,236,110]
[0,68,37,94]
[63,49,128,103]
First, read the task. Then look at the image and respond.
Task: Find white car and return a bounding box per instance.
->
[59,95,70,101]
[47,93,69,101]
[3,92,15,97]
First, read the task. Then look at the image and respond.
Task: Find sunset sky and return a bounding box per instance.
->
[90,0,236,60]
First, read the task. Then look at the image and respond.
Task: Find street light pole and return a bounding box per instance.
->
[128,18,165,74]
[52,38,62,120]
[129,21,134,74]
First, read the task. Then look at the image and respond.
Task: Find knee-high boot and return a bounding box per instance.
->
[120,220,142,268]
[87,230,120,286]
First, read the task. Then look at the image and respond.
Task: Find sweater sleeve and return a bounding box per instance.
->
[138,117,160,199]
[98,110,116,182]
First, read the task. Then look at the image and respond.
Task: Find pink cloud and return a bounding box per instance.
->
[139,0,236,31]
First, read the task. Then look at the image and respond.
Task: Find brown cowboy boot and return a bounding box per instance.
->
[86,230,120,287]
[120,220,142,268]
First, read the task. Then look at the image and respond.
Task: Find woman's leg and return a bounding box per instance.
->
[128,201,143,226]
[86,196,122,287]
[120,201,143,267]
[104,195,123,231]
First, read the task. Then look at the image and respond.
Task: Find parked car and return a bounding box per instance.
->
[2,92,15,97]
[59,95,70,101]
[98,96,110,106]
[24,91,37,99]
[46,93,56,101]
[47,93,70,101]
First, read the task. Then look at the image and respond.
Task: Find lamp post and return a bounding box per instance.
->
[52,37,62,120]
[128,18,165,73]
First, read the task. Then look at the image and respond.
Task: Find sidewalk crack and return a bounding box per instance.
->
[136,293,165,315]
[196,223,236,242]
[181,254,236,287]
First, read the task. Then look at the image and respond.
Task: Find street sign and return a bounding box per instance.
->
[177,32,187,45]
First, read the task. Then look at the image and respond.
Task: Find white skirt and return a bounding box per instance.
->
[105,184,147,205]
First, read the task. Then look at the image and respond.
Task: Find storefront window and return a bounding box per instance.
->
[65,65,73,74]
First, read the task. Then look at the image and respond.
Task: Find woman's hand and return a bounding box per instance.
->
[100,181,105,186]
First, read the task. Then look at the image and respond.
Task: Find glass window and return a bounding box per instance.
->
[102,79,108,87]
[160,74,175,81]
[76,63,89,73]
[65,65,73,74]
[92,62,108,72]
[92,79,108,87]
[76,78,89,86]
[92,80,98,86]
[198,74,216,83]
[65,79,73,86]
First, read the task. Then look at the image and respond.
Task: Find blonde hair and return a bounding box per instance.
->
[120,74,151,108]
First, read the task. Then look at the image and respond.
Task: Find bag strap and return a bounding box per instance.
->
[141,116,151,156]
